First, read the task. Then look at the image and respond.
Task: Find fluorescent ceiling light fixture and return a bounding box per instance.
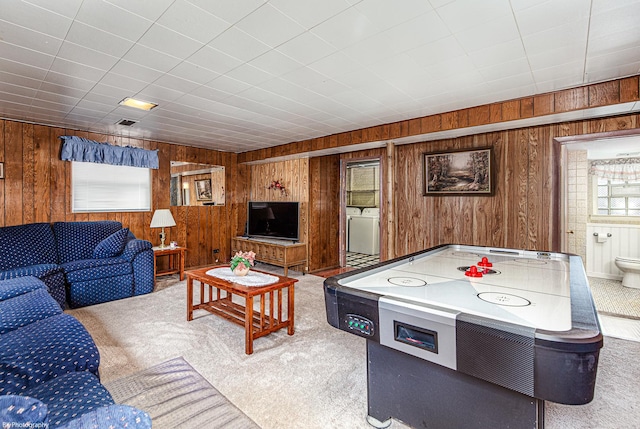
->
[119,97,157,111]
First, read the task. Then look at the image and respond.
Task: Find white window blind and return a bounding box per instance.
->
[72,162,151,212]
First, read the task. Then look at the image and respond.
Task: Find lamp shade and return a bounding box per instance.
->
[150,209,176,228]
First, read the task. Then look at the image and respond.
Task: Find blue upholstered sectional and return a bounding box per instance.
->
[0,221,154,308]
[0,276,151,428]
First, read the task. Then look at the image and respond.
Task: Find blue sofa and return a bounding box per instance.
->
[0,221,154,308]
[0,277,152,428]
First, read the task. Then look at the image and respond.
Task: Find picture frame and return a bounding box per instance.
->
[195,178,212,201]
[424,147,493,196]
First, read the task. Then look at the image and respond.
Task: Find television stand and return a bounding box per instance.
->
[232,236,307,276]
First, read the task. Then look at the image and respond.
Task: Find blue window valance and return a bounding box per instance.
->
[60,136,159,169]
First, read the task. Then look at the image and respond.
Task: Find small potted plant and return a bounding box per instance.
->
[230,250,256,276]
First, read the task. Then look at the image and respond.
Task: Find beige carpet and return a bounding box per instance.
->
[589,276,640,319]
[67,269,640,429]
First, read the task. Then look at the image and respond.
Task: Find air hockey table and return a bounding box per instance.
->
[324,244,603,429]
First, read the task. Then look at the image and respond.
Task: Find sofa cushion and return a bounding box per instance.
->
[68,274,134,308]
[53,221,123,264]
[61,258,132,282]
[0,314,100,395]
[0,288,63,334]
[22,371,114,429]
[0,265,67,308]
[0,395,48,426]
[0,276,46,301]
[93,228,130,259]
[0,223,58,271]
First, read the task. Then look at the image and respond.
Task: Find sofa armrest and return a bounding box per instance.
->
[120,239,152,262]
[0,395,48,426]
[59,404,152,429]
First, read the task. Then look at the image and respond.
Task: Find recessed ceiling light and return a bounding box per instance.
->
[119,97,157,111]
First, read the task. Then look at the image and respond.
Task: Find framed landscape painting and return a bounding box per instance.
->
[424,148,493,196]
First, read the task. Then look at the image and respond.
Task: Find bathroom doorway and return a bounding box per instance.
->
[558,131,640,336]
[343,159,381,269]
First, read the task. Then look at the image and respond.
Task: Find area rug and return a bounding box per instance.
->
[589,276,640,319]
[104,357,259,429]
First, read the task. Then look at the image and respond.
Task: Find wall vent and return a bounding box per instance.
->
[116,119,137,127]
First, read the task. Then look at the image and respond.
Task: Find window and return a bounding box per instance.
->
[596,177,640,216]
[72,162,151,212]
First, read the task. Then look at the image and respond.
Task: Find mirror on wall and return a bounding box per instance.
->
[170,161,225,206]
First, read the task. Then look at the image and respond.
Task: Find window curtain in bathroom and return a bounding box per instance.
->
[60,136,159,169]
[589,158,640,181]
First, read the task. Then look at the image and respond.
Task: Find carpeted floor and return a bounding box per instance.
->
[589,276,640,319]
[67,269,640,429]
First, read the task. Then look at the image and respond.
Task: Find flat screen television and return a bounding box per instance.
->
[247,201,300,242]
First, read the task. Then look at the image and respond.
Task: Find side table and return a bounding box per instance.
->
[153,246,187,281]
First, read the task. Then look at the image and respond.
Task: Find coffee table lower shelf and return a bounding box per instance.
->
[186,266,297,354]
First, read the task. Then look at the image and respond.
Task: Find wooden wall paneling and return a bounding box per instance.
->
[22,124,34,225]
[527,127,541,250]
[489,132,506,247]
[507,129,529,249]
[0,121,4,227]
[33,125,51,224]
[50,129,66,223]
[5,121,23,226]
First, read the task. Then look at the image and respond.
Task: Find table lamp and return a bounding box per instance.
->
[150,209,176,248]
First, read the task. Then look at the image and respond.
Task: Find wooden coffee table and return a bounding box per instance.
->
[186,266,297,354]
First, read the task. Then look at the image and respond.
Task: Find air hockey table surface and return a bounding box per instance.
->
[324,244,603,429]
[339,245,572,332]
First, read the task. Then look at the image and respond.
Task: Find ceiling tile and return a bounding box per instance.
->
[308,52,361,79]
[205,75,252,95]
[1,1,73,38]
[276,32,337,65]
[354,0,434,31]
[225,63,274,86]
[514,0,591,36]
[110,60,164,83]
[137,24,203,60]
[153,74,202,94]
[65,21,135,58]
[383,10,451,51]
[98,72,148,93]
[435,0,512,33]
[122,44,182,73]
[0,58,48,81]
[0,20,63,56]
[186,0,266,25]
[207,27,271,62]
[24,0,84,18]
[310,7,379,49]
[103,0,174,21]
[168,61,220,85]
[269,0,352,29]
[186,46,243,75]
[454,13,520,53]
[57,41,120,71]
[49,58,106,82]
[157,0,231,43]
[248,50,305,78]
[0,41,54,70]
[235,4,306,48]
[75,0,153,41]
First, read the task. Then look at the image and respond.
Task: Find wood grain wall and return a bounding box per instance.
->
[308,155,340,271]
[393,114,639,255]
[0,119,240,269]
[244,159,310,270]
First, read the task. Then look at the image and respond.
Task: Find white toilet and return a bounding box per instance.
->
[614,256,640,289]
